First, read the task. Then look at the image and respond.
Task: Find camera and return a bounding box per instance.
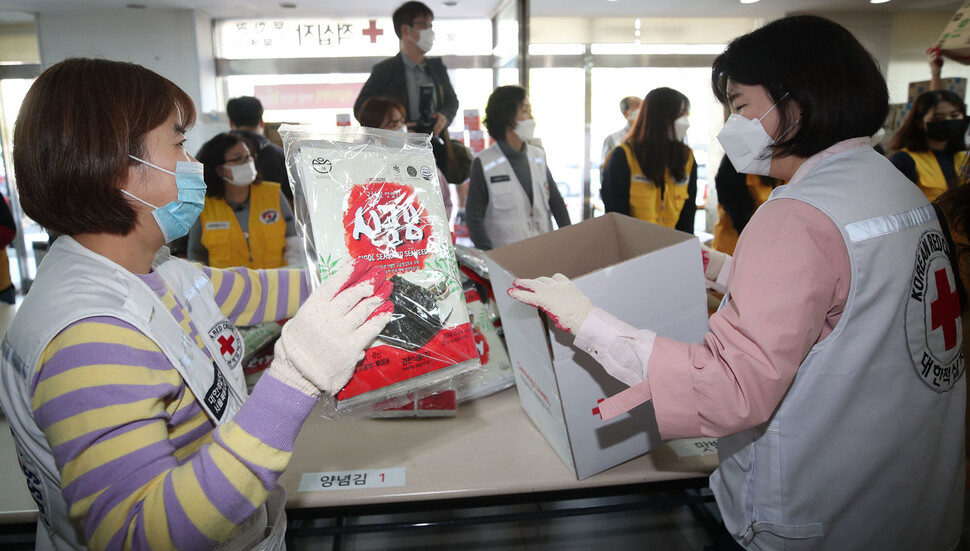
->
[413,83,436,136]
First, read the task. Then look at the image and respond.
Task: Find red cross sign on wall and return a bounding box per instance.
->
[362,20,383,43]
[218,335,236,356]
[931,268,961,351]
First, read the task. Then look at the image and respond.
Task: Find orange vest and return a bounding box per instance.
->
[711,174,785,255]
[199,182,286,269]
[619,142,694,228]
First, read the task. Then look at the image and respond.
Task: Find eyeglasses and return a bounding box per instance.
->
[224,153,252,164]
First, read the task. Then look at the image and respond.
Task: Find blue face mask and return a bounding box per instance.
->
[123,155,206,242]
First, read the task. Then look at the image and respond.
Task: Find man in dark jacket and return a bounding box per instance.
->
[227,96,292,203]
[353,1,459,173]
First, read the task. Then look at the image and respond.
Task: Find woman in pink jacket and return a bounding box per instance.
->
[510,15,965,551]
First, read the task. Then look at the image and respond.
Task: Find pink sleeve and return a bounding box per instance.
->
[649,198,850,438]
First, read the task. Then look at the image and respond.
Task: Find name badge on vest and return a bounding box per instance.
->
[490,175,511,183]
[260,209,280,224]
[204,361,231,420]
[633,175,649,182]
[206,221,231,231]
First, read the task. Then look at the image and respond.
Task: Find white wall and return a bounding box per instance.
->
[36,7,220,149]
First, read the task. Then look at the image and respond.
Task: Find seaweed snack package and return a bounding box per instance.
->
[456,280,514,402]
[237,321,285,392]
[280,124,481,417]
[370,390,458,418]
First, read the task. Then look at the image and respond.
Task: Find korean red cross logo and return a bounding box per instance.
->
[260,209,279,224]
[208,321,243,369]
[907,231,964,393]
[343,181,431,274]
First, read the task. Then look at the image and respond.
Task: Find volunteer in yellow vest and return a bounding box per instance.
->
[188,132,300,268]
[602,87,697,233]
[889,90,968,202]
[466,85,571,250]
[711,156,785,255]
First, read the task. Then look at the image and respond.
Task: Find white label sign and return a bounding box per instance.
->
[667,438,718,458]
[298,467,406,492]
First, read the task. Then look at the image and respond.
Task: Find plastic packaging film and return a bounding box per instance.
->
[280,125,483,418]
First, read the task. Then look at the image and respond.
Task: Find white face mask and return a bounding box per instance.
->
[413,27,435,53]
[224,160,258,187]
[673,116,690,142]
[396,125,409,133]
[716,93,789,176]
[513,118,536,142]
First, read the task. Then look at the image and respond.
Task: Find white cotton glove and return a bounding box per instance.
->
[701,244,732,295]
[269,259,394,397]
[507,273,594,334]
[284,236,304,267]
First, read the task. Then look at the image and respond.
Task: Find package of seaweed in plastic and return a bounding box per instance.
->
[280,124,481,417]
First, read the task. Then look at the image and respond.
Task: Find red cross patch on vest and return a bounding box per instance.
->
[907,230,965,392]
[208,320,244,370]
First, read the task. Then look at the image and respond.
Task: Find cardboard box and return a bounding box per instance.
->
[908,78,967,104]
[485,213,709,479]
[937,2,970,64]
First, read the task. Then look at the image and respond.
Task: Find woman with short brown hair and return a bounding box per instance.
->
[0,57,392,549]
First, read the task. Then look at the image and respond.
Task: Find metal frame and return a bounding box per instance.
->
[285,477,718,551]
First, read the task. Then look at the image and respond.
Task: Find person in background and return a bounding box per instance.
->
[889,89,968,202]
[0,57,393,549]
[357,95,453,220]
[600,95,642,169]
[227,96,291,203]
[188,132,299,269]
[465,85,570,250]
[601,87,697,233]
[710,156,784,255]
[509,15,964,550]
[0,195,16,304]
[353,1,459,175]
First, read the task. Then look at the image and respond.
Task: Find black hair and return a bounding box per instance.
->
[890,90,967,152]
[195,132,261,199]
[712,14,888,160]
[628,87,690,187]
[226,96,264,128]
[392,1,433,39]
[484,85,528,141]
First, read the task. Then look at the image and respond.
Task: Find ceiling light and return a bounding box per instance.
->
[279,2,297,8]
[126,3,147,8]
[740,0,760,4]
[443,0,458,5]
[870,0,891,3]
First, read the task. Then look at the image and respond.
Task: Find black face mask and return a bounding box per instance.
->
[926,118,969,146]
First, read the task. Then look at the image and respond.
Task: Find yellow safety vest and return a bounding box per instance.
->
[711,174,786,256]
[199,182,286,269]
[619,142,694,228]
[899,148,967,203]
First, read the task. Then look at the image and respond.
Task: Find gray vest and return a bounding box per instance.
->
[713,146,965,550]
[478,143,553,248]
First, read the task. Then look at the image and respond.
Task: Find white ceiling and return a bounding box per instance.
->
[0,0,962,21]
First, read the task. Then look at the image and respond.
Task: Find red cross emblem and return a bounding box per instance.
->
[218,335,236,356]
[362,20,383,43]
[931,268,961,351]
[591,398,605,417]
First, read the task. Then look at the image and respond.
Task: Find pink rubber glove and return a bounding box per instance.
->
[508,273,594,334]
[701,244,731,294]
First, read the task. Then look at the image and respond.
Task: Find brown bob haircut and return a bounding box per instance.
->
[357,96,407,129]
[14,57,196,237]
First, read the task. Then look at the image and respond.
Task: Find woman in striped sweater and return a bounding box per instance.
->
[0,58,393,550]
